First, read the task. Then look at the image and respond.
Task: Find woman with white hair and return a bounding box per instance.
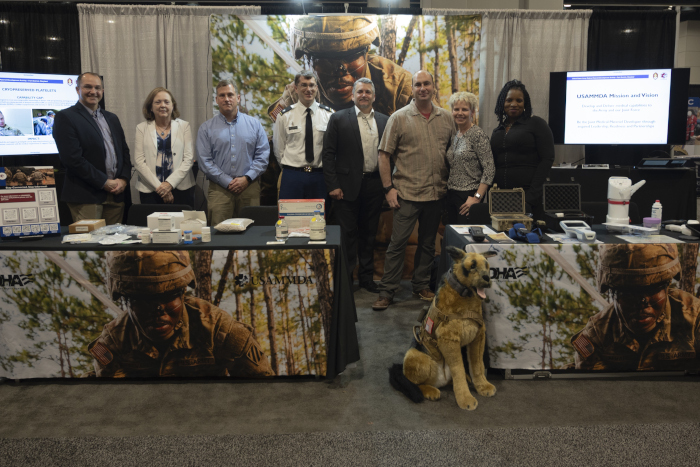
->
[445,91,495,224]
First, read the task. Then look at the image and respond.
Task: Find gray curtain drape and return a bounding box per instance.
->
[77,4,261,205]
[425,9,592,165]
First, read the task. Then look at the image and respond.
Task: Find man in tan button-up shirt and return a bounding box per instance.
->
[373,70,455,311]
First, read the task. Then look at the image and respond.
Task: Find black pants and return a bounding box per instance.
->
[446,189,477,225]
[333,176,383,283]
[139,187,195,208]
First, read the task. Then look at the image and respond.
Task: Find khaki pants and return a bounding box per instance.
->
[208,180,260,226]
[67,194,124,225]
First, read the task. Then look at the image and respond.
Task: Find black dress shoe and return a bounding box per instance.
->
[360,281,380,293]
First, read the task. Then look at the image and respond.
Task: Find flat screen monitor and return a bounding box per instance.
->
[549,68,690,145]
[0,72,81,156]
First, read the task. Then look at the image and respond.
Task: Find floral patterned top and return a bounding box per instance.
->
[446,125,495,191]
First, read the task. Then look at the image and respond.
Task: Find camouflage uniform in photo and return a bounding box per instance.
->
[267,16,413,121]
[12,170,27,185]
[29,171,46,185]
[571,244,700,371]
[88,251,274,378]
[0,126,23,136]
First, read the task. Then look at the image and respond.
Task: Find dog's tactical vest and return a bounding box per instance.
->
[414,294,485,363]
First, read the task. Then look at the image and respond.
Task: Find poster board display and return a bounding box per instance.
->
[0,187,60,238]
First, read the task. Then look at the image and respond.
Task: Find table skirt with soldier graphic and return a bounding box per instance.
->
[0,238,357,379]
[439,226,700,372]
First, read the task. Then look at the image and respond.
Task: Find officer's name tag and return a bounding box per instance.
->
[425,317,434,334]
[288,126,298,130]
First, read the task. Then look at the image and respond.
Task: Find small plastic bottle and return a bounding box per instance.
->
[651,200,662,220]
[275,216,288,241]
[310,210,326,241]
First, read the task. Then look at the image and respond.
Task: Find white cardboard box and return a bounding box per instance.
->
[151,229,182,244]
[278,199,325,232]
[147,211,184,230]
[158,215,175,231]
[180,211,207,234]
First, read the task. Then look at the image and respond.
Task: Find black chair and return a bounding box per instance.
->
[239,205,279,226]
[581,201,641,225]
[126,204,192,227]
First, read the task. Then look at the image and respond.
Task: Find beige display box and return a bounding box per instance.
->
[151,229,182,244]
[69,219,106,233]
[147,211,184,230]
[277,199,325,232]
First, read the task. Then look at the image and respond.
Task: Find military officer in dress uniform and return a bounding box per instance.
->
[88,250,274,378]
[0,111,24,136]
[267,16,413,121]
[572,244,700,371]
[273,70,334,201]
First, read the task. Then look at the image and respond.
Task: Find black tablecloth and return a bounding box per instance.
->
[0,226,359,379]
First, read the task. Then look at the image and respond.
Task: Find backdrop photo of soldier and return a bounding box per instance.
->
[210,14,480,129]
[0,249,333,379]
[7,167,29,187]
[469,242,700,372]
[31,109,58,136]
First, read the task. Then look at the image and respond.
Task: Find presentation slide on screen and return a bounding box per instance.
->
[0,73,78,156]
[564,69,672,144]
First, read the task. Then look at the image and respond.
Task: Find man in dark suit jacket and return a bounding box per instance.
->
[53,72,131,225]
[323,78,389,293]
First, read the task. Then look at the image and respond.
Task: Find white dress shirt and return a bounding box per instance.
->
[273,101,333,167]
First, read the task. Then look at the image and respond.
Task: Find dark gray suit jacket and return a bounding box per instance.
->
[322,107,389,202]
[53,103,131,204]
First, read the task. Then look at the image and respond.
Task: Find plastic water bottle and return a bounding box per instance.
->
[651,200,662,220]
[275,216,288,241]
[310,210,326,241]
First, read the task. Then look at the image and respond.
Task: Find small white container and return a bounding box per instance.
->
[201,226,211,243]
[140,228,151,244]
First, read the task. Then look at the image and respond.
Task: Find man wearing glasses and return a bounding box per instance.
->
[267,16,413,121]
[572,244,700,371]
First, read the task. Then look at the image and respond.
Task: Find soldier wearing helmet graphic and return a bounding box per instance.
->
[572,244,700,371]
[88,250,273,378]
[267,16,413,121]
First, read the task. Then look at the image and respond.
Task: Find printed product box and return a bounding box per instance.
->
[0,188,60,238]
[69,219,106,234]
[277,199,325,232]
[147,211,184,230]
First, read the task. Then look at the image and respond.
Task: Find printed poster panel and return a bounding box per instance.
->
[0,249,333,379]
[210,14,482,132]
[467,243,700,372]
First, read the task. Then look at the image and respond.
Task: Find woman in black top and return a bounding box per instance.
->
[490,80,554,217]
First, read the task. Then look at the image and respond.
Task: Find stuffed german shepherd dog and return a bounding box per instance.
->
[390,247,497,410]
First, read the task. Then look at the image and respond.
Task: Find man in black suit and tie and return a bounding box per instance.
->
[323,78,389,293]
[53,72,131,224]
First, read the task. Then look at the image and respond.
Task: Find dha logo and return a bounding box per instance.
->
[234,273,315,286]
[490,267,528,280]
[0,274,34,287]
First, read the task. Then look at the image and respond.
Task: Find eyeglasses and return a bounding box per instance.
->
[312,48,368,77]
[127,293,184,315]
[612,285,668,308]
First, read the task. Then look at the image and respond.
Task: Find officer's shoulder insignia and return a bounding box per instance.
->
[246,345,264,366]
[280,105,294,115]
[319,104,334,113]
[572,333,594,359]
[89,341,114,366]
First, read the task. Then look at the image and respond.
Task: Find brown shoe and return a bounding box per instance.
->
[372,296,393,311]
[413,289,435,301]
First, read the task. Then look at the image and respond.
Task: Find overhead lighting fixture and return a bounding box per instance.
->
[5,47,14,51]
[47,37,60,41]
[0,20,8,24]
[622,28,635,34]
[564,4,571,7]
[107,20,115,24]
[44,56,55,60]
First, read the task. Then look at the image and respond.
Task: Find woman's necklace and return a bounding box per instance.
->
[155,122,171,137]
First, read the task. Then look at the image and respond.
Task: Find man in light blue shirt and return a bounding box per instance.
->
[197,80,270,226]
